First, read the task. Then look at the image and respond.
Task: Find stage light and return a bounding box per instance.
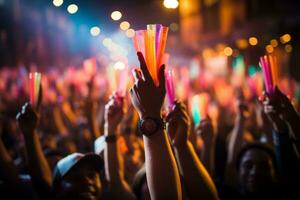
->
[164,0,179,9]
[67,4,78,14]
[265,45,274,53]
[285,44,292,53]
[249,37,258,46]
[53,0,63,7]
[126,29,135,38]
[90,26,101,37]
[224,47,233,56]
[111,11,122,21]
[120,21,130,31]
[280,34,291,44]
[270,39,278,47]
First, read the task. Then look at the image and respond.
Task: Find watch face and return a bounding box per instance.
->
[139,117,164,136]
[141,118,157,135]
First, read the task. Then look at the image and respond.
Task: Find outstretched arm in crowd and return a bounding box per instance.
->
[225,94,248,186]
[86,77,101,140]
[195,117,216,178]
[130,52,182,200]
[262,87,300,199]
[273,87,300,158]
[104,94,135,200]
[16,103,52,197]
[166,102,219,200]
[0,121,19,186]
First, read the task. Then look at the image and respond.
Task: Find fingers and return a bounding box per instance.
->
[132,68,143,86]
[137,52,152,83]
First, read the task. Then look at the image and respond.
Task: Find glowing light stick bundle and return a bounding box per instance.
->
[107,63,129,97]
[259,55,278,94]
[29,72,42,108]
[166,69,175,109]
[133,24,169,85]
[191,93,210,125]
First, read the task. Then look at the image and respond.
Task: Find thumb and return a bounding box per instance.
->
[159,64,166,90]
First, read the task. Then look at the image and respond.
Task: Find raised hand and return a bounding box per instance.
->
[261,91,288,133]
[105,94,124,134]
[130,52,165,120]
[166,101,190,147]
[195,117,215,144]
[16,102,39,135]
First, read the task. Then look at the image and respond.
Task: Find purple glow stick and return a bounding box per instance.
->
[155,24,162,59]
[265,56,274,93]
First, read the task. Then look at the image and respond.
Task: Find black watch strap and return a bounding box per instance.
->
[105,135,117,143]
[138,117,165,137]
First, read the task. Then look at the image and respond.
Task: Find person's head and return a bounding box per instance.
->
[236,143,277,194]
[52,153,104,200]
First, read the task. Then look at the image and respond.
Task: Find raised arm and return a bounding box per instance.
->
[86,77,101,140]
[274,87,300,158]
[195,117,216,178]
[129,52,181,200]
[166,102,219,200]
[0,122,19,185]
[16,103,52,196]
[262,87,300,199]
[104,94,135,200]
[225,94,248,186]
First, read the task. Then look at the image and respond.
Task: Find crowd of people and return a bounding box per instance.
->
[0,51,300,200]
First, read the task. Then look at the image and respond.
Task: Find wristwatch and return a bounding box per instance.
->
[138,117,165,137]
[105,135,117,143]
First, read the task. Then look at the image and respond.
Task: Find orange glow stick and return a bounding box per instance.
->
[147,25,158,85]
[269,55,278,86]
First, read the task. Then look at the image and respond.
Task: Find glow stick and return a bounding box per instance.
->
[29,72,41,108]
[155,24,162,58]
[133,30,146,57]
[147,25,158,84]
[166,69,175,108]
[157,27,169,68]
[192,95,201,124]
[35,73,41,106]
[260,56,273,94]
[29,73,35,106]
[192,93,209,124]
[269,55,278,86]
[133,25,169,85]
[118,66,128,97]
[260,55,279,94]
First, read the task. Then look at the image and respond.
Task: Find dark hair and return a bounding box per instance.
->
[236,142,277,172]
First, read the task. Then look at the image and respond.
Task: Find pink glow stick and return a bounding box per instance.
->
[118,66,128,97]
[166,69,175,108]
[264,56,274,93]
[133,30,146,57]
[29,73,35,105]
[260,56,273,94]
